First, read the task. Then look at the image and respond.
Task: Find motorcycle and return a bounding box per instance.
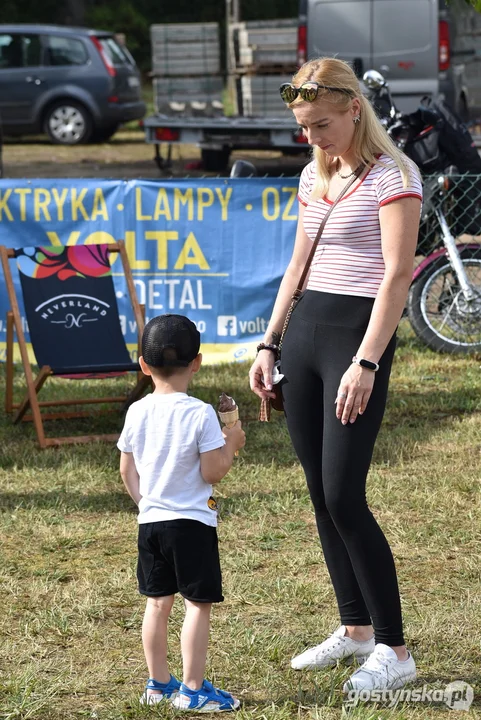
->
[364,70,481,353]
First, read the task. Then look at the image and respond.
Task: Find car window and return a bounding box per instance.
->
[98,36,132,66]
[0,33,41,68]
[45,35,88,66]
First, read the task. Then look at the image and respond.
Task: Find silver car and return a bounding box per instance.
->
[0,23,146,144]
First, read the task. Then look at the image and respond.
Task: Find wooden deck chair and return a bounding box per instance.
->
[0,241,151,448]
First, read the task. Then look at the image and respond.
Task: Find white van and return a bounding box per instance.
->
[298,0,481,118]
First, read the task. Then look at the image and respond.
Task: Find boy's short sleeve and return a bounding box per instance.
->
[375,160,423,207]
[198,404,225,454]
[117,407,133,453]
[298,161,316,206]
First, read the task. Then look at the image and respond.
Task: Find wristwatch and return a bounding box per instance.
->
[352,356,379,372]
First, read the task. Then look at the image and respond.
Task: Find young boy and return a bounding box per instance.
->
[118,313,245,712]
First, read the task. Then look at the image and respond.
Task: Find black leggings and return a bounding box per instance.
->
[281,290,403,647]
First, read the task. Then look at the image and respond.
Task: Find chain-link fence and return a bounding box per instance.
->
[408,173,481,353]
[419,173,481,248]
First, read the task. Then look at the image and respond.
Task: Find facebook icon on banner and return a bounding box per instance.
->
[217,316,238,336]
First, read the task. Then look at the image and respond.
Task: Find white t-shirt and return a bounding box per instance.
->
[117,393,225,527]
[298,153,423,298]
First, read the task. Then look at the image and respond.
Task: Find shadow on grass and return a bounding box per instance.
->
[374,384,481,465]
[0,415,298,471]
[1,385,479,473]
[1,353,480,473]
[0,490,135,513]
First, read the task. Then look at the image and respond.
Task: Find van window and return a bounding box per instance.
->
[0,33,41,68]
[45,35,88,66]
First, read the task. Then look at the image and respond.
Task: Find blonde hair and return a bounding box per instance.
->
[288,57,416,198]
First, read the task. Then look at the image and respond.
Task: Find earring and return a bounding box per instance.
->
[353,115,360,124]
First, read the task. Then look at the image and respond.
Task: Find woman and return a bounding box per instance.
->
[249,58,422,693]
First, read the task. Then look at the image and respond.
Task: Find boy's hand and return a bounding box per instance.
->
[222,420,246,452]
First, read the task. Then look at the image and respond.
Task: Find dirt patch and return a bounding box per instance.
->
[1,129,307,179]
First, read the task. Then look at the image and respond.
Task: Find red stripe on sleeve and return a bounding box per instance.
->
[379,193,423,207]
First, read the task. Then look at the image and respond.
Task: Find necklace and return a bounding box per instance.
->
[336,159,356,180]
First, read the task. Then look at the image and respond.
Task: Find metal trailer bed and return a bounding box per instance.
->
[143,114,305,172]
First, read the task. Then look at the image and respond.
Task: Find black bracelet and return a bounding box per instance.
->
[256,342,279,357]
[352,355,379,372]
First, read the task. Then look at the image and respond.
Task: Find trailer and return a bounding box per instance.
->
[144,19,304,172]
[143,114,307,172]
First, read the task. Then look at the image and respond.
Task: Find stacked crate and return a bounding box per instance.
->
[228,19,298,117]
[151,23,223,116]
[231,19,297,73]
[239,75,293,117]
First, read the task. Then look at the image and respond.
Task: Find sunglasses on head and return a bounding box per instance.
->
[279,81,354,104]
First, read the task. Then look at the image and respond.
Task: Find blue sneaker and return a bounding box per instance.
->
[140,675,181,705]
[172,680,240,712]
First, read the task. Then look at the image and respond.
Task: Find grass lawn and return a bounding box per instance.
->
[0,322,480,719]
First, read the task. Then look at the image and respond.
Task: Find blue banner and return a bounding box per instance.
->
[0,178,298,364]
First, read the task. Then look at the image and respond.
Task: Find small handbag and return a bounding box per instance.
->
[259,164,365,421]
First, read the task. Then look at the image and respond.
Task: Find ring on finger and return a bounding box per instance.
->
[338,392,348,399]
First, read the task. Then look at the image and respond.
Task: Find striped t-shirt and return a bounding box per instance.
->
[298,154,423,298]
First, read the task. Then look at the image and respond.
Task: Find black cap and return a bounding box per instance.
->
[142,314,200,367]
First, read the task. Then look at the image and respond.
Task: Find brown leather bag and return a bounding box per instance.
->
[259,164,365,421]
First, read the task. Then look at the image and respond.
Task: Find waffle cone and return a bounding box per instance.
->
[218,408,239,427]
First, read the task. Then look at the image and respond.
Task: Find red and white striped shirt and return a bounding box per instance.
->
[298,154,423,298]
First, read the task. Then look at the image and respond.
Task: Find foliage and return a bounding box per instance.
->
[445,0,481,9]
[458,0,481,9]
[1,0,479,74]
[0,0,299,72]
[1,323,481,719]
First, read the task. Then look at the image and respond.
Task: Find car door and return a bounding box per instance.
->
[0,32,43,128]
[372,0,438,96]
[307,0,372,78]
[38,32,96,97]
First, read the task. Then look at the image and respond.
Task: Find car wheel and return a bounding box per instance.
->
[91,124,120,143]
[44,101,93,145]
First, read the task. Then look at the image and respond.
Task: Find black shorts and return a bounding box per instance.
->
[137,519,223,603]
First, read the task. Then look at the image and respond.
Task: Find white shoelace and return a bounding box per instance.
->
[357,653,399,680]
[317,636,343,656]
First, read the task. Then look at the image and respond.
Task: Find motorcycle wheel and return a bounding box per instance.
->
[407,247,481,353]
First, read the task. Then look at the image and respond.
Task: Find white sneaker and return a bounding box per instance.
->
[290,625,375,670]
[343,643,417,692]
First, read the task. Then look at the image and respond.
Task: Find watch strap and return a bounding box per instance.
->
[352,355,379,372]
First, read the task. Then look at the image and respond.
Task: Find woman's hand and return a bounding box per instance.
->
[249,350,277,400]
[335,364,375,424]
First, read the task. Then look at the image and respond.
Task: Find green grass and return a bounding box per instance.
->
[1,321,480,719]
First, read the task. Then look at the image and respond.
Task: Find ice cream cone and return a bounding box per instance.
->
[218,407,239,427]
[218,394,240,456]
